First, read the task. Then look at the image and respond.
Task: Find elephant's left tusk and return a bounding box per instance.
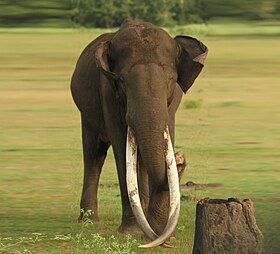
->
[138,126,181,248]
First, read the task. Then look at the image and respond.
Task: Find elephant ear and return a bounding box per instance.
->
[95,41,119,81]
[175,36,208,93]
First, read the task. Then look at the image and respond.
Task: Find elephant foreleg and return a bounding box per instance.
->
[79,115,109,222]
[112,140,139,233]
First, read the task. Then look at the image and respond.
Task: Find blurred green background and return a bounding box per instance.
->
[0,0,280,27]
[0,1,279,254]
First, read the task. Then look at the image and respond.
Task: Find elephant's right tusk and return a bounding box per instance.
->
[126,126,158,240]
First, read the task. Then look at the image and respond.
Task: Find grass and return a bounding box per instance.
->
[183,99,202,110]
[0,25,279,253]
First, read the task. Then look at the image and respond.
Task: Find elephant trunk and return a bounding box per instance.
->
[125,63,180,247]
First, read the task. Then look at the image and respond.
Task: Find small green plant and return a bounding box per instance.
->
[79,209,94,227]
[184,99,202,109]
[74,209,138,253]
[74,233,137,254]
[0,233,48,253]
[109,235,137,254]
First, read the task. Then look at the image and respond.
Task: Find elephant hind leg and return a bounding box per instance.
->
[79,116,109,222]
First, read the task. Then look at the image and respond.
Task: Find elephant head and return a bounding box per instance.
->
[95,20,207,247]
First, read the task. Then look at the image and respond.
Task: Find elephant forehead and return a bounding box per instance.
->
[111,26,176,65]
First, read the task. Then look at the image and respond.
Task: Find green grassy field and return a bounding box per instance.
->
[0,24,279,253]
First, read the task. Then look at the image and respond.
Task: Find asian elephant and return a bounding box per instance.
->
[71,19,207,248]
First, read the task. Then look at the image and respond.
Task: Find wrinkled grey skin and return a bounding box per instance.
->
[71,19,207,235]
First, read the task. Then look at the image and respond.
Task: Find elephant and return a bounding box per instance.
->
[71,19,207,248]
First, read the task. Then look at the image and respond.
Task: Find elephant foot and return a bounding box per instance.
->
[118,222,139,233]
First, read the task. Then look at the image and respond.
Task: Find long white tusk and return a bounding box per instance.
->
[126,126,158,240]
[139,126,180,248]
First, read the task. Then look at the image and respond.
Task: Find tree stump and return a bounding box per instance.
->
[192,198,264,254]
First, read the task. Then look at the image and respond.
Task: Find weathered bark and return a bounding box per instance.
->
[192,198,264,254]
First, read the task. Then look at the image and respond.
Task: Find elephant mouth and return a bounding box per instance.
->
[126,126,180,248]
